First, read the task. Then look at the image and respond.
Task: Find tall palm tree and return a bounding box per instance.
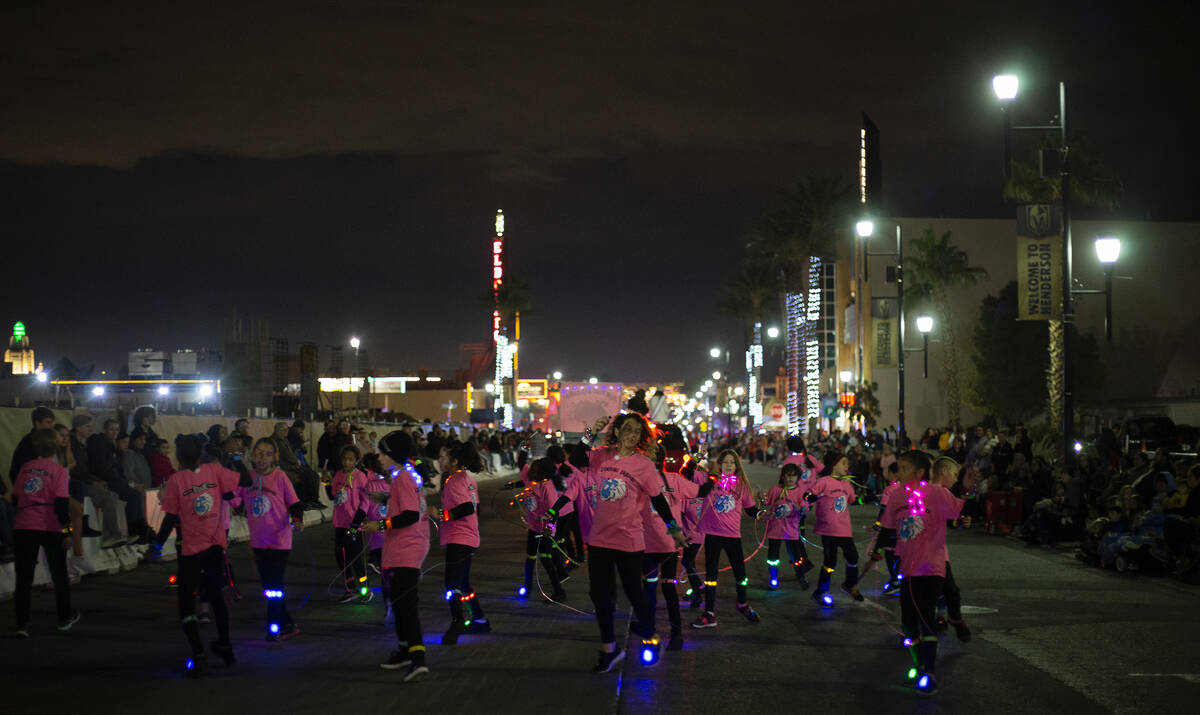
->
[717,259,778,347]
[482,277,535,337]
[1004,137,1121,429]
[905,227,987,429]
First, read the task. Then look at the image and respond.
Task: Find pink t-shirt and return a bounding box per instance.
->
[878,481,906,529]
[697,474,756,539]
[764,484,806,540]
[381,463,430,570]
[643,470,697,553]
[809,475,855,538]
[13,457,70,532]
[555,465,575,517]
[588,451,663,552]
[782,453,825,484]
[331,469,367,529]
[362,474,390,551]
[439,470,480,548]
[562,464,597,541]
[161,463,239,556]
[234,469,299,550]
[522,479,551,530]
[681,469,709,542]
[895,482,964,578]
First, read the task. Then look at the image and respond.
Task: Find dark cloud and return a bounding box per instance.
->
[1,0,1194,382]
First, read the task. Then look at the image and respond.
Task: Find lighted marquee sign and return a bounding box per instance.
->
[804,256,822,432]
[785,291,803,435]
[516,378,548,400]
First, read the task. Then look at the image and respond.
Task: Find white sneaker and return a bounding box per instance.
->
[69,553,98,576]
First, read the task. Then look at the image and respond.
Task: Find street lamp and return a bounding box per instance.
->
[552,370,563,381]
[856,218,907,446]
[35,371,48,383]
[588,377,598,385]
[91,386,105,397]
[992,73,1078,469]
[1095,237,1121,342]
[712,371,721,380]
[766,326,780,339]
[709,347,721,359]
[158,385,170,396]
[915,315,934,378]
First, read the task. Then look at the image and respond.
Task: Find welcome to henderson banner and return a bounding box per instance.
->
[1016,204,1062,321]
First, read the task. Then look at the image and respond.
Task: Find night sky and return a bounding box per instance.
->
[2,1,1194,384]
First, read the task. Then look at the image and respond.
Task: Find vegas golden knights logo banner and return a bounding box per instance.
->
[1016,204,1062,321]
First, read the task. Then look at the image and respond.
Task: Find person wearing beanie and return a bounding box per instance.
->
[361,430,431,682]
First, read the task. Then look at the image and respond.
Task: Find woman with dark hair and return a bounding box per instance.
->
[130,406,160,460]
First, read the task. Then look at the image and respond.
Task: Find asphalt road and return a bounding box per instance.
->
[2,462,1198,714]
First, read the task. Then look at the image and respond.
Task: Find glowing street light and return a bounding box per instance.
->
[91,386,105,397]
[766,326,780,339]
[709,347,721,359]
[992,74,1019,101]
[855,219,875,238]
[349,336,360,349]
[712,371,721,380]
[35,371,48,383]
[198,384,214,399]
[484,382,495,393]
[552,370,563,380]
[916,316,934,334]
[915,315,934,378]
[1093,237,1122,342]
[1095,237,1121,265]
[158,386,170,396]
[588,377,598,385]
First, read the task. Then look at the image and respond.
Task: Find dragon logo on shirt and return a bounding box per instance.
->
[773,503,793,519]
[898,514,925,541]
[250,495,271,517]
[833,496,848,513]
[193,493,214,516]
[378,504,388,518]
[713,494,737,514]
[690,500,704,519]
[334,488,349,506]
[524,494,539,514]
[23,477,43,495]
[599,477,627,502]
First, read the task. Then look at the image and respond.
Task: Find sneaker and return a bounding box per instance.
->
[915,672,938,695]
[841,585,864,602]
[403,663,429,682]
[949,619,972,642]
[737,603,760,623]
[690,611,718,629]
[100,537,125,549]
[184,654,209,678]
[547,589,567,603]
[279,623,300,640]
[360,590,375,604]
[667,630,683,651]
[338,591,358,604]
[592,647,625,673]
[465,619,491,634]
[16,625,30,638]
[380,650,412,670]
[57,610,82,631]
[441,621,465,645]
[209,640,236,665]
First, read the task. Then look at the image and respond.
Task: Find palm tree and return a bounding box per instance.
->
[905,227,987,429]
[745,177,854,431]
[482,277,535,337]
[1004,137,1121,430]
[717,259,778,347]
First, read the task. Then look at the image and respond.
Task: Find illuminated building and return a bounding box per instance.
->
[4,322,36,375]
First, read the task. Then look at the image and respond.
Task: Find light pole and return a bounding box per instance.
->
[855,219,906,447]
[1092,237,1122,342]
[914,315,934,378]
[993,74,1075,469]
[350,337,361,411]
[839,369,853,430]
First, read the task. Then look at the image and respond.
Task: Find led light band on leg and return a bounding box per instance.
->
[168,574,177,585]
[359,575,369,596]
[517,586,527,597]
[907,667,918,680]
[186,658,195,671]
[640,636,660,665]
[269,623,280,634]
[821,593,834,606]
[903,637,915,647]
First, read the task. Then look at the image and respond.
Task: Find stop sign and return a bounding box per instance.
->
[769,402,785,420]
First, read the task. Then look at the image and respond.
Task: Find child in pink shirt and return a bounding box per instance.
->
[434,441,489,644]
[869,460,908,592]
[691,449,763,629]
[359,454,392,621]
[516,458,567,602]
[151,434,248,676]
[11,429,77,635]
[782,435,825,485]
[893,451,976,694]
[805,451,864,603]
[232,437,303,640]
[329,445,370,603]
[360,431,431,682]
[762,462,812,591]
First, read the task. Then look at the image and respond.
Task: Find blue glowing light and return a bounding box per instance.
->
[517,586,527,597]
[917,675,931,690]
[882,581,893,592]
[642,648,654,663]
[903,637,915,647]
[269,623,280,634]
[444,589,454,601]
[770,579,779,587]
[821,593,834,606]
[897,573,904,581]
[185,659,195,670]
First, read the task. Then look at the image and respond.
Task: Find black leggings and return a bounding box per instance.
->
[524,529,563,592]
[766,537,810,572]
[389,567,424,654]
[703,534,747,612]
[335,527,365,592]
[941,561,962,621]
[557,511,584,562]
[179,546,230,653]
[817,535,859,590]
[901,574,944,674]
[642,552,681,632]
[253,548,293,629]
[444,543,485,622]
[13,529,70,627]
[588,546,654,643]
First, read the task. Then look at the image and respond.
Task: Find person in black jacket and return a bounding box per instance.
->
[70,415,126,547]
[88,419,148,543]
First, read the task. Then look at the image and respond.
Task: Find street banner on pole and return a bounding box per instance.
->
[870,298,898,368]
[1016,203,1063,321]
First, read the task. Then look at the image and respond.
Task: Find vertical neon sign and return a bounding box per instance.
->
[492,210,510,427]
